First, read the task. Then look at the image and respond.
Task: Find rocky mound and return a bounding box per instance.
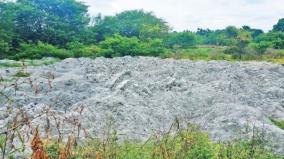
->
[1,57,284,153]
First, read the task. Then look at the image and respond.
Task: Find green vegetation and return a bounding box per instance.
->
[1,0,284,63]
[98,34,165,57]
[270,118,284,130]
[0,58,60,68]
[13,70,30,77]
[94,10,170,41]
[163,47,232,60]
[43,126,282,159]
[13,42,70,60]
[0,62,22,67]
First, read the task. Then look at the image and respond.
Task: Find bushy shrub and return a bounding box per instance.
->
[185,48,216,60]
[12,42,72,60]
[241,47,259,60]
[224,46,242,59]
[67,42,101,58]
[254,32,284,49]
[140,38,165,56]
[224,46,260,60]
[98,34,142,57]
[98,34,165,57]
[249,41,273,54]
[274,39,284,49]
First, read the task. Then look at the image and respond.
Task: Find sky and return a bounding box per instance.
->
[81,0,284,32]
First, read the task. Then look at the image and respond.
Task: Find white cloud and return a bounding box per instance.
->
[81,0,284,31]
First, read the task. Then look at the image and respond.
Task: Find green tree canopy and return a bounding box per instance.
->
[242,25,264,39]
[165,31,198,48]
[273,18,284,32]
[13,0,90,46]
[254,31,284,49]
[0,2,17,43]
[93,10,170,41]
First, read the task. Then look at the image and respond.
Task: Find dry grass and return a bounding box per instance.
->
[31,127,49,159]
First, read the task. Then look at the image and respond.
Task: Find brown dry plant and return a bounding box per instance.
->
[31,126,49,159]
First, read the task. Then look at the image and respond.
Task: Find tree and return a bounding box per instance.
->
[93,10,170,41]
[0,1,19,58]
[165,31,198,48]
[242,25,264,39]
[225,26,239,37]
[14,0,90,46]
[254,31,284,49]
[0,2,15,40]
[196,27,240,46]
[196,28,212,36]
[273,18,284,32]
[236,31,252,48]
[224,31,253,59]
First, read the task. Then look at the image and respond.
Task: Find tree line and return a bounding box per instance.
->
[0,0,284,60]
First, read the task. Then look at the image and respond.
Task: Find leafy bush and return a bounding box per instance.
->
[224,46,243,59]
[241,47,259,60]
[12,42,72,60]
[165,31,198,48]
[98,34,165,57]
[98,34,141,57]
[224,46,260,60]
[140,38,165,56]
[254,32,284,49]
[274,39,284,49]
[250,41,273,54]
[67,42,101,58]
